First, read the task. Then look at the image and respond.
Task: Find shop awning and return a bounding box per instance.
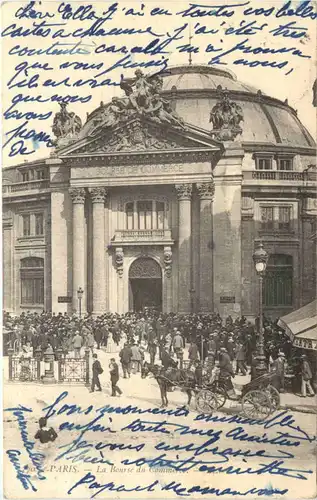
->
[278,300,317,350]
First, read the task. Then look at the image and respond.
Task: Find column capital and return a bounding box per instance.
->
[175,183,192,200]
[69,187,86,204]
[197,181,215,200]
[89,187,108,204]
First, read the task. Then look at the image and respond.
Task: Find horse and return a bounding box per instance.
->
[141,361,197,408]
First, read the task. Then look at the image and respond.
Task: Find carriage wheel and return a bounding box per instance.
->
[209,382,227,409]
[241,390,272,419]
[196,389,219,414]
[266,385,280,412]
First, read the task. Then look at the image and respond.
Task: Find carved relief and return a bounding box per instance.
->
[196,181,215,200]
[129,257,162,279]
[163,246,173,278]
[69,187,86,204]
[175,184,192,200]
[89,187,108,204]
[52,103,82,149]
[77,120,192,155]
[77,70,185,141]
[115,247,124,277]
[209,90,244,141]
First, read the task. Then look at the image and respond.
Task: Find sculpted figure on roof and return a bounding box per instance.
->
[76,70,184,139]
[52,103,82,147]
[210,90,244,141]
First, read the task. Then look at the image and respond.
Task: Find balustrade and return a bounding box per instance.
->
[114,228,172,242]
[243,170,305,182]
[3,180,49,193]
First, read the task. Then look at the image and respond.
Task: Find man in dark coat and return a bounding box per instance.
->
[90,353,103,392]
[119,343,132,378]
[161,349,178,370]
[94,323,103,350]
[188,340,199,368]
[301,354,315,397]
[148,340,157,365]
[219,347,235,394]
[235,342,247,375]
[272,352,286,392]
[109,358,122,396]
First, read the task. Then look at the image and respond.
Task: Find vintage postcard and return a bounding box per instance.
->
[1,0,317,498]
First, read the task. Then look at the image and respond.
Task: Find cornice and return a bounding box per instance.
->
[2,193,50,204]
[242,142,316,155]
[63,149,216,166]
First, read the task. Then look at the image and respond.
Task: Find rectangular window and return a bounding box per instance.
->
[126,203,134,230]
[260,206,274,230]
[36,169,45,180]
[22,214,31,236]
[21,278,44,304]
[138,201,152,230]
[156,202,165,230]
[277,158,292,171]
[278,206,291,231]
[21,172,29,182]
[257,158,272,170]
[35,213,44,235]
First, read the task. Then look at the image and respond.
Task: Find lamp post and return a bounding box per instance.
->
[77,287,84,319]
[252,242,269,378]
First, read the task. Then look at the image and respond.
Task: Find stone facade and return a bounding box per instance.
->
[2,66,317,319]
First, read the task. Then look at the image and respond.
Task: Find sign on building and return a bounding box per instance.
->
[57,296,72,303]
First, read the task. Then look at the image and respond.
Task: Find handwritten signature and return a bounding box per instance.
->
[4,404,46,491]
[68,471,289,497]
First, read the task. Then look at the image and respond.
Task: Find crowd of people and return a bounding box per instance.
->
[3,309,316,398]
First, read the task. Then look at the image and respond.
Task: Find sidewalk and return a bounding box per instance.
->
[234,373,317,414]
[280,392,317,414]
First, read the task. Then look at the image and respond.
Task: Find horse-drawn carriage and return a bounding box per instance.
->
[141,361,280,418]
[196,371,280,418]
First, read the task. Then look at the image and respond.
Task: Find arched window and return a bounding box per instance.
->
[263,254,293,307]
[20,257,44,305]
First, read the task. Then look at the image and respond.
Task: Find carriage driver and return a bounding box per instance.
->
[219,347,236,398]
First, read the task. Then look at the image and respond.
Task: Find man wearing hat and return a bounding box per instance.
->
[119,342,132,378]
[90,353,103,392]
[272,352,286,392]
[300,354,315,397]
[219,347,235,397]
[109,357,122,397]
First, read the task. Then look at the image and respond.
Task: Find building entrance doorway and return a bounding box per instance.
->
[129,257,162,312]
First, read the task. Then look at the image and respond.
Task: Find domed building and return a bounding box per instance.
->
[3,65,316,319]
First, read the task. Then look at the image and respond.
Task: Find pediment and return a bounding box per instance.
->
[58,117,221,157]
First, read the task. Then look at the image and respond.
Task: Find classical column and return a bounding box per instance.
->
[69,188,86,314]
[89,187,108,316]
[175,184,192,313]
[197,181,215,312]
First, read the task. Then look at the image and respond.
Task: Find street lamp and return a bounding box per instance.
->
[252,242,269,378]
[77,287,84,319]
